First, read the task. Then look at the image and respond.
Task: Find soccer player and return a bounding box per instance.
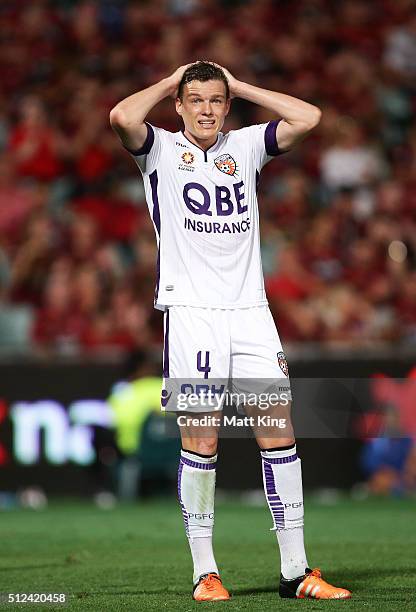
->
[110,61,351,601]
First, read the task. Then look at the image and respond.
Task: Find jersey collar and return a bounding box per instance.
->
[179,130,223,157]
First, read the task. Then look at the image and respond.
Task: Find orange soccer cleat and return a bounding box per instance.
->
[193,573,231,601]
[279,568,352,599]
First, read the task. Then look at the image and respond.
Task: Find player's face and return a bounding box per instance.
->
[176,80,230,147]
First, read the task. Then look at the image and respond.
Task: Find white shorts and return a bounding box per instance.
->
[161,305,291,412]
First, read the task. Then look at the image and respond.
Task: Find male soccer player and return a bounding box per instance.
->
[110,61,351,601]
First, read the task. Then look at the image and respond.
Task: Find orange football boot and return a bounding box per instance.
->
[279,568,352,599]
[193,573,231,602]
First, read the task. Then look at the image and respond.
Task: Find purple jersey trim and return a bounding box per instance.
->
[263,453,298,465]
[263,459,276,494]
[149,170,161,303]
[124,122,155,156]
[163,309,170,378]
[264,120,282,156]
[255,169,260,194]
[180,455,216,470]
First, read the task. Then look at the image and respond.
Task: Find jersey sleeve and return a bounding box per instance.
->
[243,120,285,171]
[123,122,164,174]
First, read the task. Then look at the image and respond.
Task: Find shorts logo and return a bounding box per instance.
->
[161,389,172,408]
[188,512,214,519]
[182,151,195,165]
[277,352,289,377]
[214,153,238,176]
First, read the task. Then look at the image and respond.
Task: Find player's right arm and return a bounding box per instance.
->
[109,64,191,152]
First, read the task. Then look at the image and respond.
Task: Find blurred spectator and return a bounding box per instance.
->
[32,259,85,353]
[8,96,67,181]
[10,211,58,306]
[384,9,416,82]
[320,118,385,195]
[344,239,384,291]
[82,285,152,352]
[267,243,321,302]
[395,271,416,343]
[360,373,416,496]
[301,212,344,282]
[361,435,416,496]
[108,350,179,499]
[0,156,39,236]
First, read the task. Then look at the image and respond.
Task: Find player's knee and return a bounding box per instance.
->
[199,439,218,456]
[256,436,296,450]
[186,438,218,456]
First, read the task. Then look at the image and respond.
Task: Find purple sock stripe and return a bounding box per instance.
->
[180,456,216,470]
[263,460,285,529]
[262,453,298,465]
[177,460,189,537]
[263,461,276,495]
[269,507,285,528]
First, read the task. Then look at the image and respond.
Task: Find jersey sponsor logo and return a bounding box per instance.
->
[184,217,250,234]
[178,151,196,172]
[277,352,289,377]
[182,180,249,234]
[183,181,247,216]
[214,153,238,177]
[175,140,187,148]
[182,151,195,165]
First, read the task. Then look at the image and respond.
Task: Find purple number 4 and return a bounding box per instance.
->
[197,351,211,379]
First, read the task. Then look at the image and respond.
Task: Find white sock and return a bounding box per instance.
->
[178,449,219,583]
[261,445,309,580]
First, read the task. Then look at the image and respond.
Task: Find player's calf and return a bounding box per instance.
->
[178,448,227,598]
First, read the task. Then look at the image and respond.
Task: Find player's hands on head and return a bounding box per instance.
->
[212,63,240,98]
[166,64,193,98]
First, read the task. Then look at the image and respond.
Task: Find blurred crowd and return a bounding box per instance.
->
[0,0,415,355]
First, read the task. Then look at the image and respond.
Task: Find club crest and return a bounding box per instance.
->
[277,352,289,377]
[214,153,238,176]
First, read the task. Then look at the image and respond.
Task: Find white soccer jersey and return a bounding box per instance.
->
[127,120,283,310]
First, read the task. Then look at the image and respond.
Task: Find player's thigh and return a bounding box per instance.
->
[230,307,293,444]
[230,305,290,385]
[162,306,230,414]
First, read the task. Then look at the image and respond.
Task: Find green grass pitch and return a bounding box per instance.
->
[1,497,415,611]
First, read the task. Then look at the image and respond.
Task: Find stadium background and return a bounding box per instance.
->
[0,1,415,609]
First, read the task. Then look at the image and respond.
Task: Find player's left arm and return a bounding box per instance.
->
[219,66,321,152]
